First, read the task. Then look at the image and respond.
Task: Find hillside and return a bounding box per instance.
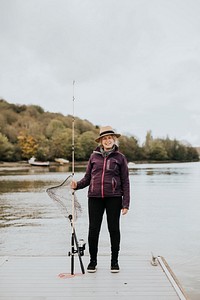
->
[0,99,199,163]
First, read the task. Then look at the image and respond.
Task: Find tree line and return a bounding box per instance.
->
[0,99,199,162]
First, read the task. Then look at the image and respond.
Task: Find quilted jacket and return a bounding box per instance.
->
[76,145,130,209]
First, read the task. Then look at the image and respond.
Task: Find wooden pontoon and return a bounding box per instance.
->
[0,255,189,300]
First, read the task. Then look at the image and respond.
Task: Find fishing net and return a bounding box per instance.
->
[46,175,82,221]
[46,174,85,277]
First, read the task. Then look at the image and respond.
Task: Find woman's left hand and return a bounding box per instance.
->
[121,208,128,215]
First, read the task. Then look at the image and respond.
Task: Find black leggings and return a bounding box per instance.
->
[88,196,122,262]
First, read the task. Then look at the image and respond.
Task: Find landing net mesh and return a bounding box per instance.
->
[46,175,82,221]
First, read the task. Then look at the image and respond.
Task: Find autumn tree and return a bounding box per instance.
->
[17,133,38,159]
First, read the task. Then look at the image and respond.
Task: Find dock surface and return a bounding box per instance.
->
[0,255,189,300]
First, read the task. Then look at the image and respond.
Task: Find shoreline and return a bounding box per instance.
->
[0,159,198,167]
[0,160,199,173]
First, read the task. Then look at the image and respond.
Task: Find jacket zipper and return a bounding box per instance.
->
[101,157,107,198]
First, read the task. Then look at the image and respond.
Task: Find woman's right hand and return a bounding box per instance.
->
[71,180,77,189]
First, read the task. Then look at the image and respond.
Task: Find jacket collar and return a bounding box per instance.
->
[94,144,118,156]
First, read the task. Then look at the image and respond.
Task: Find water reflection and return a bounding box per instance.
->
[128,162,192,176]
[0,164,69,175]
[0,165,65,230]
[0,192,58,229]
[0,180,51,193]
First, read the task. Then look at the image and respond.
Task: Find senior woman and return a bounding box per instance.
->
[71,126,130,273]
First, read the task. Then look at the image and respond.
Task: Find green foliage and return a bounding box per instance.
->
[0,133,14,161]
[148,140,168,160]
[119,136,142,161]
[0,99,26,113]
[143,133,199,162]
[48,129,72,160]
[76,131,97,160]
[0,99,199,162]
[45,119,66,138]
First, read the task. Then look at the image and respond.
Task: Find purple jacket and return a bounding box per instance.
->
[76,146,130,209]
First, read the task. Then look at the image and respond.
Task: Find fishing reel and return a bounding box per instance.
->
[68,238,86,257]
[78,239,86,256]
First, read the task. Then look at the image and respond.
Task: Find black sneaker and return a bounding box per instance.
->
[87,260,97,273]
[111,261,120,273]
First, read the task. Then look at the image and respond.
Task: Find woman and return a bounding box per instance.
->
[71,126,130,273]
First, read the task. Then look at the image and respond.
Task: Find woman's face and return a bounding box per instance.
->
[101,135,115,151]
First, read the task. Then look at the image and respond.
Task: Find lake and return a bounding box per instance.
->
[0,161,200,299]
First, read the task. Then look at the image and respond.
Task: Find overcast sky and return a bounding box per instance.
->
[1,0,200,146]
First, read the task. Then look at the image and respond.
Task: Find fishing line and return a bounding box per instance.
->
[46,81,85,278]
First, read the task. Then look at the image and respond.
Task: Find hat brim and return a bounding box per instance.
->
[95,133,121,143]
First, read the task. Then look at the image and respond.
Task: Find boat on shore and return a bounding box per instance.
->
[128,162,136,169]
[28,157,50,167]
[54,158,69,165]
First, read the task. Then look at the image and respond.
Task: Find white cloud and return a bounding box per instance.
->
[1,0,200,146]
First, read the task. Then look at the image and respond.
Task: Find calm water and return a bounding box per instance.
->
[0,162,200,299]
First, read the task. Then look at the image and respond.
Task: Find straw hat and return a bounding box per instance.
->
[95,126,121,142]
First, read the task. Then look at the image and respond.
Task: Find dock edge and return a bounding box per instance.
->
[156,256,190,300]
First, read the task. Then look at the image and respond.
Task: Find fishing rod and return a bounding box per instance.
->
[72,80,75,177]
[68,80,85,276]
[46,81,85,278]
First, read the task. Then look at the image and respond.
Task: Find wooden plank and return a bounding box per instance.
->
[0,255,189,300]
